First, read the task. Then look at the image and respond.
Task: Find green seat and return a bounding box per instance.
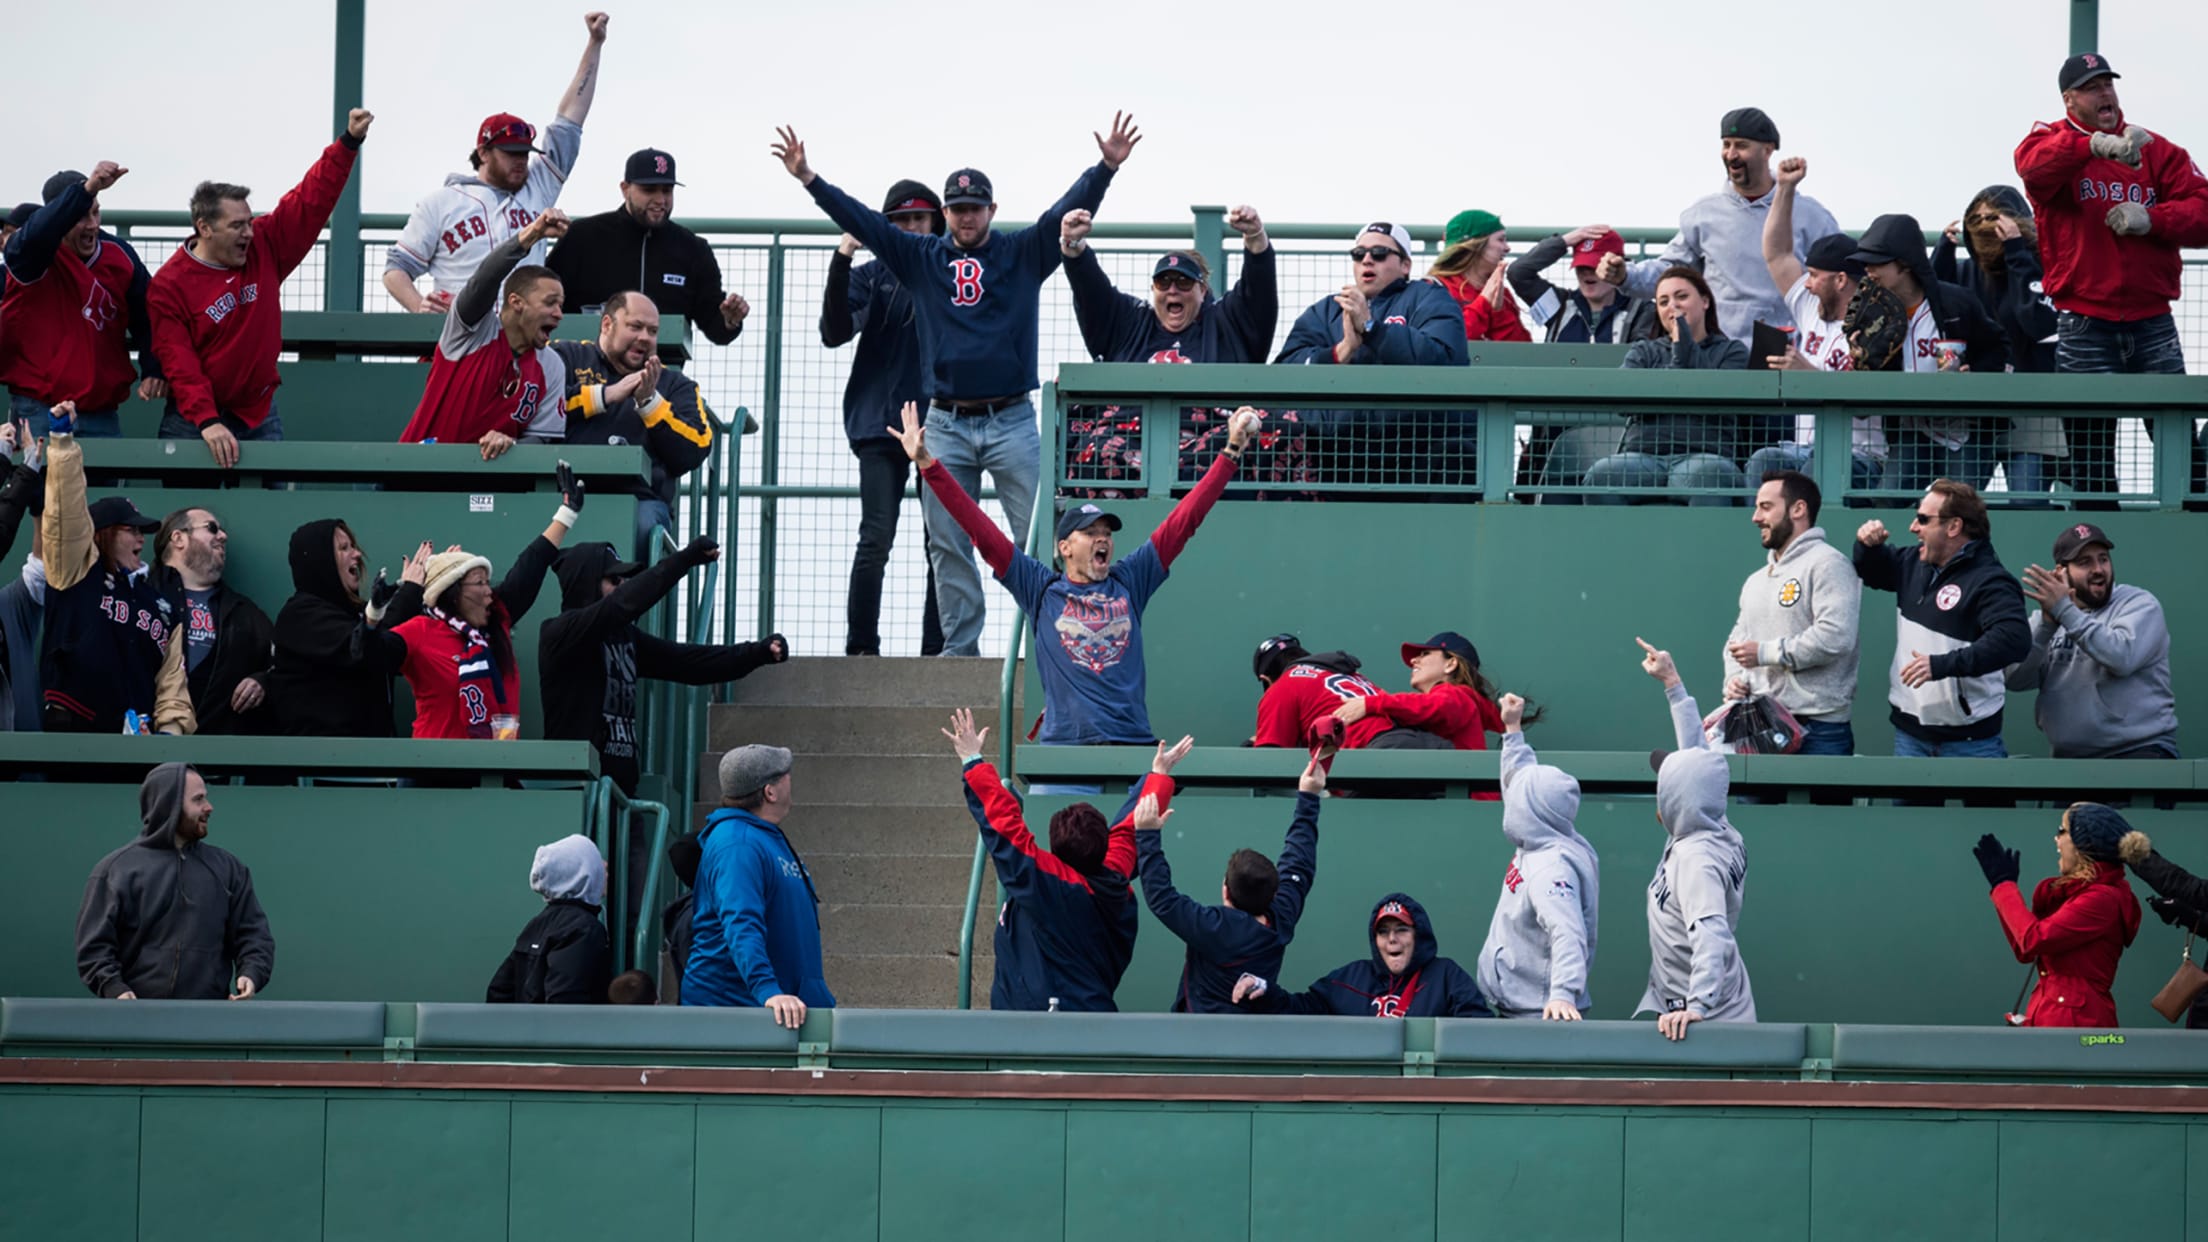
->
[0,997,385,1048]
[411,1002,796,1053]
[1432,1018,1808,1070]
[1831,1023,2208,1078]
[827,1008,1405,1063]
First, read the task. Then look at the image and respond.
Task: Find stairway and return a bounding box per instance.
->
[698,657,1013,1008]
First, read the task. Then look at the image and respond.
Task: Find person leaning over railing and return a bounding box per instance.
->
[1329,630,1521,799]
[1579,267,1750,508]
[2007,523,2179,760]
[264,519,418,737]
[400,211,572,460]
[1971,804,2141,1028]
[1474,692,1599,1021]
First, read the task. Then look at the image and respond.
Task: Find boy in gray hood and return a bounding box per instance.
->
[1476,692,1600,1019]
[75,762,274,1000]
[1634,639,1755,1039]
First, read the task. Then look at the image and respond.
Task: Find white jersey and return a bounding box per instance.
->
[1782,275,1886,461]
[1896,297,1975,448]
[386,117,583,296]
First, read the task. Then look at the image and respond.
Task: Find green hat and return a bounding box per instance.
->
[1443,209,1503,249]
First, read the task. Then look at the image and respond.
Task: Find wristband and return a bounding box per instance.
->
[553,505,581,528]
[1220,444,1243,460]
[961,754,985,767]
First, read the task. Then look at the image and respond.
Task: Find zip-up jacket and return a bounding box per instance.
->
[1505,233,1658,344]
[1276,275,1467,368]
[2007,584,2179,758]
[153,567,274,736]
[2016,112,2208,322]
[1065,244,1277,364]
[1427,271,1531,343]
[553,338,716,509]
[1639,684,1754,1022]
[1855,535,2031,742]
[486,899,611,1005]
[682,807,834,1010]
[545,208,744,346]
[1479,733,1600,1016]
[1137,788,1318,1013]
[820,254,923,446]
[1239,893,1491,1018]
[1990,862,2139,1028]
[1723,527,1862,723]
[0,182,161,409]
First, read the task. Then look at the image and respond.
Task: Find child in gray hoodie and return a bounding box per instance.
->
[1635,639,1755,1040]
[1476,692,1600,1019]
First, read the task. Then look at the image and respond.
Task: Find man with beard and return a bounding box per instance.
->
[1720,471,1861,755]
[400,211,572,457]
[2008,523,2178,759]
[153,506,274,735]
[546,148,751,346]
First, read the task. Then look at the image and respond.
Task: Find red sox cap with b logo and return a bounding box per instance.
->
[1373,900,1414,930]
[1570,230,1627,269]
[476,114,542,154]
[2052,522,2115,563]
[624,148,684,187]
[2058,52,2121,92]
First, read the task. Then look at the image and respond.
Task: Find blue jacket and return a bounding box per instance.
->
[1065,245,1277,364]
[1242,893,1492,1018]
[1275,276,1467,368]
[820,253,925,445]
[963,761,1160,1011]
[682,807,834,1009]
[1137,790,1319,1013]
[805,164,1115,400]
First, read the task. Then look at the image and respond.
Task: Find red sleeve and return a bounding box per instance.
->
[1253,681,1301,747]
[1488,289,1533,341]
[919,459,1015,575]
[1991,880,2123,961]
[2146,136,2208,248]
[964,761,1091,889]
[1103,772,1174,878]
[1474,688,1505,735]
[2015,121,2093,201]
[1366,687,1476,735]
[260,141,359,280]
[147,276,219,428]
[1150,450,1239,568]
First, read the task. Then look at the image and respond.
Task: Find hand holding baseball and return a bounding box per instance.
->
[1226,407,1262,452]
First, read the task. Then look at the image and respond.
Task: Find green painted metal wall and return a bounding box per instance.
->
[5,1085,2205,1241]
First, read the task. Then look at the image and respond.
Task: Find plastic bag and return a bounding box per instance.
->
[1712,694,1804,755]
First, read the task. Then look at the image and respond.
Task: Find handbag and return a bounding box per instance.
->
[1716,694,1805,755]
[2150,933,2208,1024]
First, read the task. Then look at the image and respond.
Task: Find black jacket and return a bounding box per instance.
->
[545,208,743,346]
[1505,234,1660,345]
[1933,188,2058,374]
[552,338,722,509]
[1064,244,1277,365]
[538,541,785,793]
[1855,535,2031,742]
[486,898,611,1004]
[1854,213,2011,373]
[1241,893,1492,1017]
[0,463,37,725]
[264,518,423,737]
[821,253,926,447]
[154,566,275,736]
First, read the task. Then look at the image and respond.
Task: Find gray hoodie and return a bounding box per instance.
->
[1636,684,1755,1022]
[1722,526,1862,722]
[74,762,274,1000]
[1477,732,1601,1016]
[531,833,607,905]
[2006,584,2179,758]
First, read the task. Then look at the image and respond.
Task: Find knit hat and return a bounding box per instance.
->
[423,549,493,611]
[718,743,793,801]
[1443,209,1503,249]
[2065,803,2134,864]
[530,833,607,905]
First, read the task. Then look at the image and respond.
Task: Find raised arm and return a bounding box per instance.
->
[1216,206,1278,361]
[261,113,370,280]
[555,13,610,125]
[1265,758,1325,937]
[1506,229,1587,327]
[1148,410,1255,568]
[1059,212,1146,360]
[39,419,99,593]
[896,402,1018,573]
[1850,522,1903,592]
[1763,159,1808,292]
[3,171,103,281]
[819,244,868,348]
[1637,638,1707,750]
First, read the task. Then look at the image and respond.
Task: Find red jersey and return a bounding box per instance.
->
[2015,113,2208,322]
[1253,662,1395,750]
[400,329,560,445]
[392,609,520,740]
[147,139,357,429]
[0,233,149,410]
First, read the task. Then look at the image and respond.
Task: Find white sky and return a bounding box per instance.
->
[15,0,2208,238]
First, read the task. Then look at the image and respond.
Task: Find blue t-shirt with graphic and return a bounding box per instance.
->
[1000,542,1167,745]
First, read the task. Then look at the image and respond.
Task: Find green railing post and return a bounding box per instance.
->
[1809,403,1853,504]
[756,243,787,633]
[2069,0,2098,54]
[1475,398,1515,500]
[2155,409,2193,510]
[1189,205,1227,285]
[326,0,366,312]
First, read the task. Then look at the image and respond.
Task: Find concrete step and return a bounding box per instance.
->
[695,753,969,807]
[809,853,992,907]
[690,803,983,858]
[724,656,1016,709]
[825,952,993,1010]
[823,900,993,959]
[709,704,991,756]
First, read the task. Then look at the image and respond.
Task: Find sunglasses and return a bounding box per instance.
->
[1350,245,1405,263]
[1152,274,1200,292]
[188,521,224,538]
[1909,511,1948,526]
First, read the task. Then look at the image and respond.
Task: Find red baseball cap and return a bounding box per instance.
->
[1570,231,1627,269]
[1372,899,1415,931]
[477,114,541,154]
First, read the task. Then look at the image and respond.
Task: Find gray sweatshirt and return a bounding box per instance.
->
[2006,584,2179,758]
[1624,182,1841,340]
[1636,684,1755,1022]
[1477,732,1601,1017]
[1722,527,1862,722]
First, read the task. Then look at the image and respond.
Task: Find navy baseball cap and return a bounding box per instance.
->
[1152,252,1204,282]
[1054,502,1121,542]
[41,171,85,204]
[89,495,159,532]
[2053,522,2115,563]
[942,168,994,207]
[6,202,37,230]
[1804,234,1866,278]
[623,149,683,186]
[1401,631,1479,669]
[2059,52,2120,92]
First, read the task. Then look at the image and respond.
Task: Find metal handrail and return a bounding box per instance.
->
[587,776,671,975]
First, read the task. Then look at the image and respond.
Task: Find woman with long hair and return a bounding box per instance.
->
[1331,632,1526,799]
[1580,266,1750,506]
[1971,803,2142,1027]
[1427,210,1531,343]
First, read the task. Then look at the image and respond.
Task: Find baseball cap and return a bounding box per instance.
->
[2053,522,2115,563]
[6,202,37,230]
[1721,107,1780,146]
[1804,233,1866,278]
[88,495,159,532]
[2059,52,2120,92]
[1401,631,1479,670]
[41,170,86,204]
[623,148,683,186]
[1054,502,1122,542]
[1152,252,1204,282]
[1571,231,1627,269]
[476,114,541,154]
[1442,209,1503,249]
[1356,221,1415,257]
[942,168,994,207]
[1372,899,1415,931]
[881,179,943,217]
[1253,632,1303,684]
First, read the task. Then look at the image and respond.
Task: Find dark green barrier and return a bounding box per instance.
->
[273,359,429,442]
[282,311,693,365]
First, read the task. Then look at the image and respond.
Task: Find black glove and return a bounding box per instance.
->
[682,535,720,564]
[369,569,397,611]
[765,632,789,663]
[556,459,586,513]
[1973,833,2021,891]
[2149,896,2208,936]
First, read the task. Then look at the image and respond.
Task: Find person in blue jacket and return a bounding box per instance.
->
[1231,892,1493,1018]
[1275,222,1468,489]
[1135,746,1327,1013]
[683,743,833,1027]
[946,708,1184,1011]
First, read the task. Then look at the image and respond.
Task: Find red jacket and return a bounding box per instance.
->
[392,607,520,740]
[1362,682,1505,800]
[0,236,150,410]
[2014,113,2208,322]
[1254,661,1394,750]
[1430,272,1532,343]
[1991,862,2140,1028]
[148,139,357,429]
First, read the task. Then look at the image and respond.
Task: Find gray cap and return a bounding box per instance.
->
[718,744,793,800]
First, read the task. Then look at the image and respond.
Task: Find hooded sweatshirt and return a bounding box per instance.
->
[1241,893,1491,1018]
[486,833,612,1005]
[1478,733,1600,1016]
[683,805,834,1010]
[1637,684,1754,1022]
[1933,186,2060,374]
[1723,526,1862,722]
[264,518,423,737]
[74,762,274,1000]
[386,117,583,296]
[1854,535,2031,742]
[2015,110,2208,322]
[1850,214,2011,453]
[1137,789,1319,1013]
[2007,583,2179,758]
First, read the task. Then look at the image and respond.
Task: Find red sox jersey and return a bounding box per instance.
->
[1253,664,1397,750]
[399,301,565,444]
[385,117,582,297]
[1781,275,1886,461]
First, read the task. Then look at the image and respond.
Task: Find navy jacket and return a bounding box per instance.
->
[1065,245,1277,364]
[1275,276,1467,368]
[963,760,1158,1011]
[1137,790,1319,1013]
[820,253,925,445]
[805,164,1115,400]
[1242,892,1492,1018]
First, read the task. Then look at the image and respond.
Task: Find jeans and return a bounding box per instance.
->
[849,440,943,656]
[636,496,674,561]
[2001,452,2052,507]
[1584,451,1744,506]
[1797,717,1855,757]
[920,400,1039,657]
[1893,730,2007,759]
[2058,311,2185,502]
[10,392,120,437]
[1884,426,1997,496]
[1743,445,1884,493]
[157,403,285,446]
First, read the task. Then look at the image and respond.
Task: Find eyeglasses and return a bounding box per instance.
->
[1152,274,1200,292]
[1349,246,1405,263]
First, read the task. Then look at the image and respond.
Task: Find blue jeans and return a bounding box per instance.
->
[1884,426,1998,496]
[1797,718,1855,756]
[2058,311,2184,501]
[1584,451,1744,506]
[1743,444,1884,493]
[1893,730,2007,759]
[10,392,121,437]
[2000,452,2056,508]
[157,403,285,446]
[636,495,673,560]
[920,400,1039,657]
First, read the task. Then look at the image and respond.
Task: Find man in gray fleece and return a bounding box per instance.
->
[1476,692,1600,1020]
[2008,523,2179,758]
[1634,639,1755,1040]
[1722,471,1862,754]
[75,763,274,1000]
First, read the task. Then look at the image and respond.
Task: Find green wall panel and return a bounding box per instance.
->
[138,1096,325,1242]
[1250,1111,1437,1241]
[880,1105,1065,1238]
[508,1101,695,1242]
[694,1102,879,1242]
[1438,1112,1624,1241]
[1622,1115,1809,1242]
[1995,1119,2185,1241]
[0,1093,139,1242]
[2189,1125,2208,1242]
[321,1098,509,1242]
[1809,1117,1996,1242]
[1065,1107,1252,1242]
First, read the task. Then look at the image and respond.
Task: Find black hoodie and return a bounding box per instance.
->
[1853,213,2010,374]
[264,518,423,737]
[1932,186,2058,373]
[152,564,275,736]
[1239,892,1491,1018]
[538,540,786,793]
[74,762,274,1000]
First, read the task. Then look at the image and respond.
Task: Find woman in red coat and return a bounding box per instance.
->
[1330,631,1524,799]
[1973,803,2143,1028]
[1427,210,1532,344]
